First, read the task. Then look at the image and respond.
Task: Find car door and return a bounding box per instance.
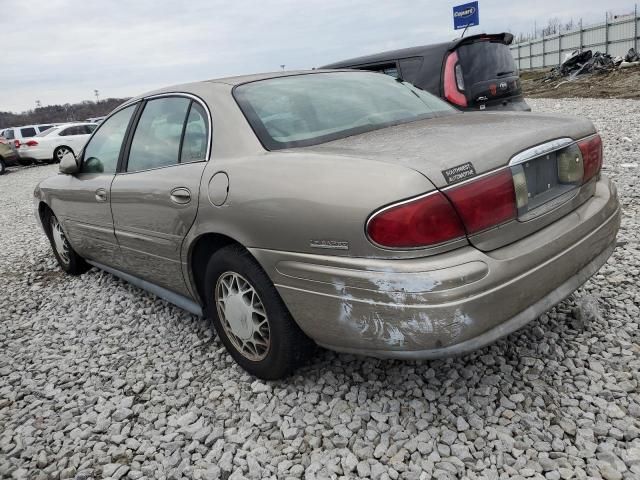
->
[52,105,138,268]
[110,95,210,296]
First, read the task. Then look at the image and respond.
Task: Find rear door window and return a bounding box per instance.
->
[126,97,190,172]
[20,127,37,138]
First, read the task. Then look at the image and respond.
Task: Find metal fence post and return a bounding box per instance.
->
[579,18,583,50]
[605,12,609,54]
[635,4,638,52]
[558,33,562,66]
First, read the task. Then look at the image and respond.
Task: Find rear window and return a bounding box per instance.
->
[234,72,456,150]
[4,129,15,140]
[457,41,517,82]
[20,127,37,138]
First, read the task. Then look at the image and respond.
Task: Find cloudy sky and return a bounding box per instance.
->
[2,0,635,112]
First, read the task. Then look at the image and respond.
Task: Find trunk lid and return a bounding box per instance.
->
[300,111,597,251]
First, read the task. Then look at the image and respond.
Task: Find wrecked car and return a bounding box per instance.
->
[34,70,620,379]
[321,33,530,112]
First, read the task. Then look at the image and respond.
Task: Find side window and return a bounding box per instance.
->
[20,127,37,137]
[4,129,14,140]
[180,102,208,163]
[86,124,97,133]
[364,63,400,78]
[398,57,424,84]
[127,97,190,172]
[59,127,74,136]
[81,105,136,174]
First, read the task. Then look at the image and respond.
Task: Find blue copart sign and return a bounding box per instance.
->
[453,1,479,30]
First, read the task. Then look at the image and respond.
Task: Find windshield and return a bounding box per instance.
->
[234,72,457,150]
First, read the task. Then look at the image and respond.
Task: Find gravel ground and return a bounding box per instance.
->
[1,98,639,480]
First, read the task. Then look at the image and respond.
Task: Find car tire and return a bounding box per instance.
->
[44,209,90,275]
[53,146,73,164]
[204,244,315,379]
[0,157,6,175]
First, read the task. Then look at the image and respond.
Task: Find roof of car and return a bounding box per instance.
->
[320,32,514,69]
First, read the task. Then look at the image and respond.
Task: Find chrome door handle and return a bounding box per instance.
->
[95,188,107,202]
[170,187,191,204]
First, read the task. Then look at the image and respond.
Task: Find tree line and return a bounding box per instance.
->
[0,98,130,129]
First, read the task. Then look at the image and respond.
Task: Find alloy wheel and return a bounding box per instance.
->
[50,216,71,265]
[215,271,271,361]
[56,147,69,162]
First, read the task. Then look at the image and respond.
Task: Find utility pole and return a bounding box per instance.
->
[35,100,41,109]
[280,64,285,71]
[94,89,100,103]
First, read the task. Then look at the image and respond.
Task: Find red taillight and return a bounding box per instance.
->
[445,169,517,234]
[444,51,467,107]
[14,139,20,148]
[25,140,38,147]
[367,192,465,248]
[578,135,602,183]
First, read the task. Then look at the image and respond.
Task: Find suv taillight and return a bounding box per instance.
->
[14,139,21,148]
[578,134,603,183]
[367,192,465,248]
[444,51,467,107]
[25,140,38,147]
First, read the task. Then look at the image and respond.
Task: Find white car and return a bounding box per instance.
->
[18,123,97,163]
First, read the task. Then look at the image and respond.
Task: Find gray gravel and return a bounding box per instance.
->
[1,98,639,480]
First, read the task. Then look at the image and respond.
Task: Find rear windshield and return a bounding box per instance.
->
[234,72,456,150]
[457,41,517,82]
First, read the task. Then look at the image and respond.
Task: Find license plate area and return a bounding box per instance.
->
[511,151,579,221]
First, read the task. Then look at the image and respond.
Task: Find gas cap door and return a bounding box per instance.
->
[208,171,229,206]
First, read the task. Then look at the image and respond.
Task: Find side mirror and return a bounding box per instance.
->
[59,152,79,174]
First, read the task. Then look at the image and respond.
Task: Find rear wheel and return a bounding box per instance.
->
[53,146,73,164]
[204,244,314,379]
[0,157,6,175]
[45,210,89,275]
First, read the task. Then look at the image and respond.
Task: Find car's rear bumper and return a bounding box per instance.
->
[18,147,51,161]
[251,176,620,359]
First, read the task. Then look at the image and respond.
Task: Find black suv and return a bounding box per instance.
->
[321,33,530,112]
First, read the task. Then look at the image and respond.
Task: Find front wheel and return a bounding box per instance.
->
[53,146,73,164]
[204,245,314,379]
[46,211,89,275]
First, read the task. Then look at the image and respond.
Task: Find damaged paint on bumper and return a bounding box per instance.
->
[251,177,620,359]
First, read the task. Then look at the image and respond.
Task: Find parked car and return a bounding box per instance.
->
[85,116,106,124]
[34,71,619,379]
[0,135,20,174]
[18,122,97,164]
[321,33,530,112]
[2,124,58,165]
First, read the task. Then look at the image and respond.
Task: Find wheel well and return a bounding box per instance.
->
[38,202,53,235]
[189,233,242,305]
